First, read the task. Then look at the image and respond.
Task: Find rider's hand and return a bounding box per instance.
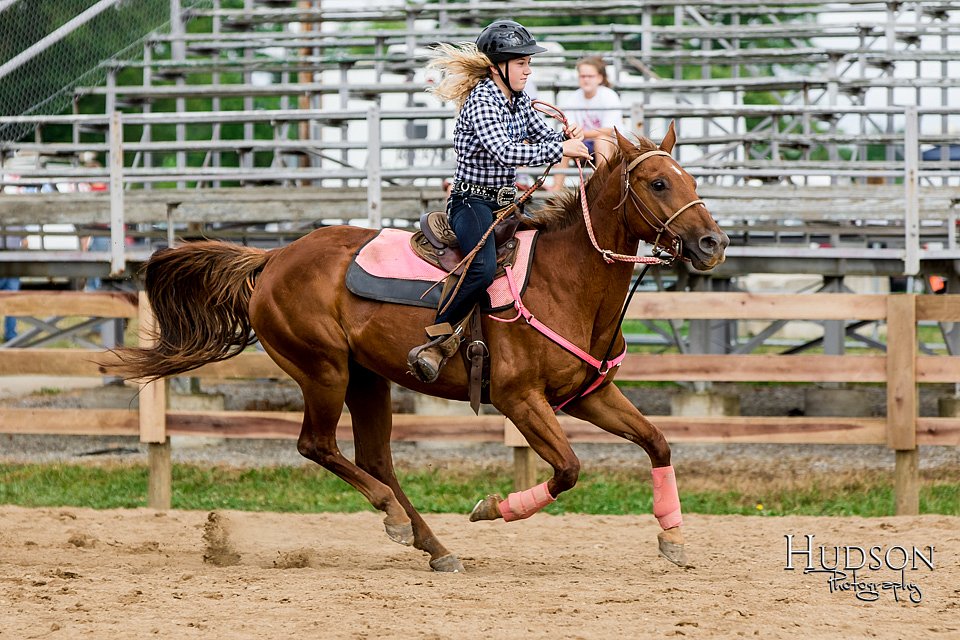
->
[561,139,590,160]
[564,123,584,140]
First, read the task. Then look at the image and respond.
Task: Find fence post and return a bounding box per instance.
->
[366,104,382,229]
[504,418,537,491]
[138,292,170,509]
[885,294,919,515]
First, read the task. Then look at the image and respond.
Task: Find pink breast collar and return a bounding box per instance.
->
[492,265,627,412]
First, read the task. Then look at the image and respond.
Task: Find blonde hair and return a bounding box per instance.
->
[427,42,493,110]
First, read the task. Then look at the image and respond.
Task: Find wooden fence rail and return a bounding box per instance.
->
[2,290,959,515]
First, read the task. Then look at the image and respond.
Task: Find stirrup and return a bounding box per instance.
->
[407,326,463,383]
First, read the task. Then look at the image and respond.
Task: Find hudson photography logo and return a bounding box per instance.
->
[783,534,935,604]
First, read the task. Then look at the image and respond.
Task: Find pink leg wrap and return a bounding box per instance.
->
[498,481,556,522]
[652,465,683,530]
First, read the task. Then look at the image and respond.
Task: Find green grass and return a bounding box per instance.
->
[1,463,957,517]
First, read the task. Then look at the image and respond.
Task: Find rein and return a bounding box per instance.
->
[532,99,702,266]
[614,151,704,264]
[424,164,549,312]
[526,101,709,409]
[432,100,699,409]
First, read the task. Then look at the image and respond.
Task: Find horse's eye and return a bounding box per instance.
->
[651,179,667,192]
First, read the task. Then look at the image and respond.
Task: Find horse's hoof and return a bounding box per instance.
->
[429,554,465,573]
[657,530,689,568]
[469,494,503,522]
[384,521,414,546]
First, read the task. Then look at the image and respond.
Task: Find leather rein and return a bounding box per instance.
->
[519,101,704,410]
[532,99,703,265]
[432,99,699,301]
[430,101,707,409]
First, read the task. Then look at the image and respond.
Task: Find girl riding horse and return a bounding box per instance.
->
[105,27,729,572]
[407,20,591,383]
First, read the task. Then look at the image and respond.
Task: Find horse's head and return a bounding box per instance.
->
[613,124,728,271]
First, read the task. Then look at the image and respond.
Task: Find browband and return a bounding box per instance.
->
[625,149,673,173]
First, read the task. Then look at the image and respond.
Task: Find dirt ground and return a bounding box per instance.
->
[0,507,956,639]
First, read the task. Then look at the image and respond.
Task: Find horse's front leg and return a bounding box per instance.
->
[562,381,688,567]
[470,392,580,523]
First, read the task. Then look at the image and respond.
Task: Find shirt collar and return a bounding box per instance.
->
[478,77,526,111]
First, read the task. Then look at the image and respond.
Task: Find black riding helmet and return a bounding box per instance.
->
[477,20,547,62]
[476,20,546,105]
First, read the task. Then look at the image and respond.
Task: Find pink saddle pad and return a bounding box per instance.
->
[348,228,538,311]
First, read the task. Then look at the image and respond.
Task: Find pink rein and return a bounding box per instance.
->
[530,99,668,266]
[487,101,699,410]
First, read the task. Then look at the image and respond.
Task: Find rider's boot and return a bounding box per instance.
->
[407,323,463,383]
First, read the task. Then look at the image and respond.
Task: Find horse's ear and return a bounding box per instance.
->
[659,120,677,155]
[614,127,638,160]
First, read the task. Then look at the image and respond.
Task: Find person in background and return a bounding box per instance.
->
[0,230,24,343]
[78,152,110,291]
[550,56,623,190]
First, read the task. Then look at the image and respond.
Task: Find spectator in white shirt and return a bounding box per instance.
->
[551,56,623,190]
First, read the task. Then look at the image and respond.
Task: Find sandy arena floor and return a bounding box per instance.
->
[0,506,956,639]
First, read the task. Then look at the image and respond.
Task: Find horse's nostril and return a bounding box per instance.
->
[698,232,729,256]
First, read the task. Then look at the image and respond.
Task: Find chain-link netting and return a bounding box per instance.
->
[0,0,207,142]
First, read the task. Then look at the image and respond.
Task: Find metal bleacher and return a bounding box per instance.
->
[1,0,959,286]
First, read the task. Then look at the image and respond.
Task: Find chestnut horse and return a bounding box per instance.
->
[109,125,728,573]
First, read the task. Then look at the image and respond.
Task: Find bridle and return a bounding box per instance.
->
[613,150,705,264]
[532,100,704,266]
[431,101,706,316]
[483,101,709,411]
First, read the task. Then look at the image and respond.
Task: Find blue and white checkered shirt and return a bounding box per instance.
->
[453,78,565,187]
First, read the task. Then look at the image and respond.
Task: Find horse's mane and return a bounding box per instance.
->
[523,135,659,232]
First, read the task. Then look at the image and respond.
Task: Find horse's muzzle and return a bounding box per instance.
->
[687,230,729,270]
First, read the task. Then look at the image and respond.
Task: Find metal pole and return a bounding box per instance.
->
[903,106,919,276]
[109,111,125,276]
[437,0,448,28]
[171,0,187,190]
[949,208,958,252]
[0,0,121,80]
[142,43,153,191]
[641,4,652,59]
[366,104,382,229]
[631,103,645,136]
[0,0,23,14]
[167,204,176,248]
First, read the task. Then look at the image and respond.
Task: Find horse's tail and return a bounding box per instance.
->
[105,241,272,381]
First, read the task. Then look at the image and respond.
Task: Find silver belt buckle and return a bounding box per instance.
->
[496,185,517,206]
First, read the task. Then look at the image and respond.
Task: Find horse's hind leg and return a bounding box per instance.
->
[295,374,414,547]
[346,362,464,573]
[562,382,688,567]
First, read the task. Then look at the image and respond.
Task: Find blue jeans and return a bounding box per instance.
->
[0,277,20,341]
[435,194,498,327]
